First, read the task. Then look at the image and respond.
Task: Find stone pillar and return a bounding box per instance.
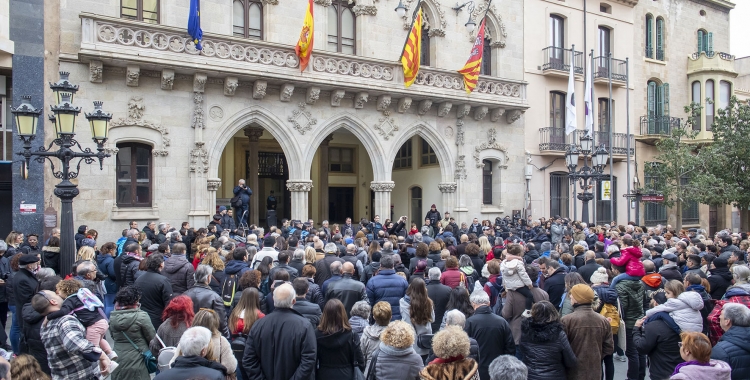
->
[244,127,264,226]
[206,178,222,225]
[287,180,313,221]
[438,182,458,213]
[319,135,334,222]
[370,181,395,221]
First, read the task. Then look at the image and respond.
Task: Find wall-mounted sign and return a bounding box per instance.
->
[20,203,36,214]
[601,181,611,201]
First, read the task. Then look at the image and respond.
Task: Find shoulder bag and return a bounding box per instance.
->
[123,331,158,374]
[615,298,627,349]
[365,349,380,380]
[154,334,177,372]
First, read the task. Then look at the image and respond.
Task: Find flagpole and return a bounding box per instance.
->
[398,0,424,60]
[608,52,614,224]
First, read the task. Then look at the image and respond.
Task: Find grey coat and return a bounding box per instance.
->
[162,254,195,295]
[371,342,424,380]
[399,296,434,356]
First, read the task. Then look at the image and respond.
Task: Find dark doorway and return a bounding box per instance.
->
[329,187,354,224]
[251,151,291,225]
[596,176,617,225]
[709,204,718,237]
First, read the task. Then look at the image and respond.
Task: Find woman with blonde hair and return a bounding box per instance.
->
[366,320,424,379]
[76,246,96,262]
[419,326,479,380]
[191,309,237,379]
[10,354,51,380]
[203,251,227,294]
[478,236,492,261]
[4,231,23,257]
[304,246,317,264]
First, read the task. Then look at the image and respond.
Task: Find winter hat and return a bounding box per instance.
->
[19,254,40,265]
[570,284,595,304]
[623,234,633,240]
[590,267,609,285]
[662,253,678,262]
[81,238,96,248]
[651,289,668,305]
[431,204,436,208]
[713,257,729,268]
[219,206,227,212]
[345,238,353,245]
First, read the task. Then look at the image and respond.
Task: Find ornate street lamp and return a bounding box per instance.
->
[566,133,609,225]
[11,72,111,276]
[394,0,407,17]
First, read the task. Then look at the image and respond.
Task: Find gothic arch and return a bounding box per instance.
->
[207,105,304,179]
[387,121,454,182]
[303,113,388,181]
[401,0,447,36]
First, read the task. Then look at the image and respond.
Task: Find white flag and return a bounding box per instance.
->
[584,59,593,137]
[565,48,577,135]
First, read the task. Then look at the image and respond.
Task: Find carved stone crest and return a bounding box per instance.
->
[374,111,398,140]
[354,92,369,109]
[253,81,267,99]
[454,155,467,180]
[444,126,454,138]
[306,87,321,104]
[126,65,140,87]
[353,5,377,15]
[193,73,207,93]
[209,106,224,122]
[110,97,170,156]
[398,97,412,113]
[370,181,396,192]
[89,60,103,83]
[473,128,509,168]
[161,69,174,90]
[438,182,458,193]
[438,102,452,117]
[287,180,314,192]
[331,90,346,107]
[224,76,239,96]
[456,104,471,119]
[506,109,523,124]
[288,103,317,135]
[190,142,209,173]
[280,83,295,102]
[418,100,433,115]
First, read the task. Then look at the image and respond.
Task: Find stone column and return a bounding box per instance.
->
[319,135,334,222]
[207,178,222,223]
[287,180,313,221]
[370,181,395,221]
[244,127,264,226]
[438,182,458,213]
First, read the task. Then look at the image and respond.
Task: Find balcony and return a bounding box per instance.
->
[637,115,681,144]
[644,47,664,62]
[542,47,583,78]
[593,56,627,86]
[78,13,528,110]
[688,51,737,76]
[538,127,634,159]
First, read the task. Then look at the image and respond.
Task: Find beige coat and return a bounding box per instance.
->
[501,287,549,345]
[560,304,614,380]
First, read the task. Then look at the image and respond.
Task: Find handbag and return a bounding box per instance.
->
[616,298,627,349]
[123,331,158,373]
[154,334,177,372]
[352,334,365,380]
[416,334,434,350]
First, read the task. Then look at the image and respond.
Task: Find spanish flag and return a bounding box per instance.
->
[400,8,423,88]
[458,19,486,93]
[295,0,314,72]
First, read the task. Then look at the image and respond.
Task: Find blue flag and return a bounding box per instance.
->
[188,0,203,50]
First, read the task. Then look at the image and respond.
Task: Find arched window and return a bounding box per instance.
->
[116,143,152,207]
[233,0,263,39]
[328,0,356,54]
[420,12,431,66]
[691,81,701,131]
[719,80,731,110]
[483,160,493,205]
[706,79,715,130]
[550,172,569,218]
[655,17,664,60]
[645,14,653,58]
[480,34,492,76]
[697,29,712,54]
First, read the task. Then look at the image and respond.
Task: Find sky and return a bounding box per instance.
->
[731,1,750,58]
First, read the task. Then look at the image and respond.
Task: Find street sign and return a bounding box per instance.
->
[19,203,37,214]
[642,195,664,202]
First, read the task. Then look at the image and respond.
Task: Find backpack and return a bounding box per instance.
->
[221,273,238,307]
[487,278,504,308]
[585,233,598,248]
[231,334,247,364]
[599,303,621,335]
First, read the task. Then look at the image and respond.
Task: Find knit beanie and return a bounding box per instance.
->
[590,267,609,285]
[570,284,595,304]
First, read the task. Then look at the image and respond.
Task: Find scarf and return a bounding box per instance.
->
[672,360,710,376]
[429,355,465,365]
[126,251,143,261]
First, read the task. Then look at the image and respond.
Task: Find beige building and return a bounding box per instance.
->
[0,0,13,161]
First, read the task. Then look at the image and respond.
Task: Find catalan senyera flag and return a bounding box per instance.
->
[295,0,314,72]
[400,9,423,88]
[457,20,486,93]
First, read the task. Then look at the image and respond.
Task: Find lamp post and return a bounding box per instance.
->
[10,72,112,275]
[565,133,609,225]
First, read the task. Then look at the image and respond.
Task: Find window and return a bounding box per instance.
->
[328,147,354,173]
[550,91,566,130]
[655,17,664,60]
[121,0,159,23]
[550,15,564,49]
[691,81,701,131]
[706,79,715,130]
[116,143,152,207]
[480,35,492,75]
[327,0,355,54]
[420,138,438,166]
[411,187,423,226]
[483,160,493,205]
[550,172,569,218]
[598,98,614,146]
[647,80,670,134]
[697,29,712,54]
[682,176,699,225]
[598,26,611,57]
[421,18,431,66]
[233,0,263,39]
[719,80,731,111]
[645,15,653,58]
[644,164,667,225]
[600,3,611,13]
[393,140,412,170]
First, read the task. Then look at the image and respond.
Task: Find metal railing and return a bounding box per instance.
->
[593,56,628,82]
[690,51,735,60]
[539,127,634,155]
[639,115,681,136]
[542,47,584,74]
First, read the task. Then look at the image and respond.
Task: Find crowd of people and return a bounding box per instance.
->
[0,210,749,380]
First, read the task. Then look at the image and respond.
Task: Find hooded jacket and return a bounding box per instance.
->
[609,247,645,277]
[709,267,733,300]
[360,324,386,369]
[632,314,683,380]
[118,254,141,288]
[645,291,704,332]
[134,269,174,332]
[224,259,251,280]
[711,325,750,380]
[560,304,614,380]
[97,253,118,294]
[109,307,156,380]
[371,341,425,380]
[670,359,732,380]
[519,320,577,380]
[42,246,61,275]
[314,329,365,379]
[162,254,195,295]
[614,279,645,327]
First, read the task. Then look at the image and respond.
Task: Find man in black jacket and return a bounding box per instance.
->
[425,204,440,228]
[134,254,174,331]
[13,254,40,331]
[633,291,683,380]
[291,278,322,327]
[142,221,157,242]
[426,267,451,333]
[578,251,602,284]
[326,262,367,316]
[465,284,515,380]
[244,283,316,380]
[314,243,344,286]
[709,257,733,300]
[184,264,228,337]
[541,260,566,310]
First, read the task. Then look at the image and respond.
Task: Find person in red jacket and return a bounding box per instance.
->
[440,256,468,289]
[609,238,645,289]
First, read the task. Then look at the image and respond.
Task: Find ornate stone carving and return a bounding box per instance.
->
[374,110,398,140]
[288,103,317,135]
[444,126,454,138]
[455,118,465,146]
[160,69,174,90]
[192,92,205,129]
[469,1,506,48]
[306,87,320,104]
[207,178,222,191]
[401,0,447,36]
[224,76,239,96]
[193,73,207,92]
[312,56,395,82]
[354,92,369,109]
[353,4,377,15]
[331,90,346,107]
[414,67,525,100]
[418,100,433,115]
[209,105,224,122]
[286,180,314,192]
[370,181,396,192]
[262,0,278,4]
[110,97,170,156]
[415,71,462,90]
[377,95,391,112]
[438,182,458,193]
[280,83,295,102]
[244,127,264,142]
[506,109,523,124]
[473,128,508,168]
[126,65,140,87]
[438,102,452,117]
[490,108,505,122]
[474,106,488,121]
[475,80,523,98]
[253,81,267,99]
[456,104,471,119]
[89,60,103,83]
[398,97,412,113]
[313,0,331,5]
[454,155,467,180]
[189,142,209,173]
